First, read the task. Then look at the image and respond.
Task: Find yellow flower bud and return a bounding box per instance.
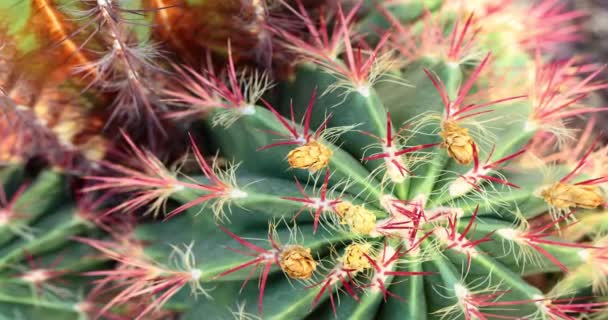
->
[335,201,356,218]
[541,182,604,209]
[279,245,317,279]
[341,243,372,272]
[336,201,376,235]
[287,140,332,172]
[440,122,475,165]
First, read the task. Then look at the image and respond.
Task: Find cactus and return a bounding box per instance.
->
[0,159,112,319]
[2,0,608,319]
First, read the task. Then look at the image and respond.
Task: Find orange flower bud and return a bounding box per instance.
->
[541,182,604,209]
[287,140,332,172]
[279,245,316,279]
[440,122,475,165]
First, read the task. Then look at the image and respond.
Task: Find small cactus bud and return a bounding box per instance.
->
[439,122,474,165]
[279,245,317,280]
[336,201,376,235]
[335,201,356,217]
[341,243,372,272]
[540,182,604,209]
[287,140,332,172]
[440,122,475,165]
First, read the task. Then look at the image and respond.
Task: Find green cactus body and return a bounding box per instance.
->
[80,1,608,317]
[0,166,109,320]
[1,0,608,319]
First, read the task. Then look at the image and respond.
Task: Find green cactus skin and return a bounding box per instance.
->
[1,0,608,320]
[0,165,109,320]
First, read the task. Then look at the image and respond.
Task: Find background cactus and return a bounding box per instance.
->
[1,0,608,319]
[0,154,111,318]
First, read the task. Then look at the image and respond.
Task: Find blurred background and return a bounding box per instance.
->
[565,0,608,127]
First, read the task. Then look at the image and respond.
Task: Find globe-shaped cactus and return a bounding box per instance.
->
[73,2,608,320]
[1,0,608,319]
